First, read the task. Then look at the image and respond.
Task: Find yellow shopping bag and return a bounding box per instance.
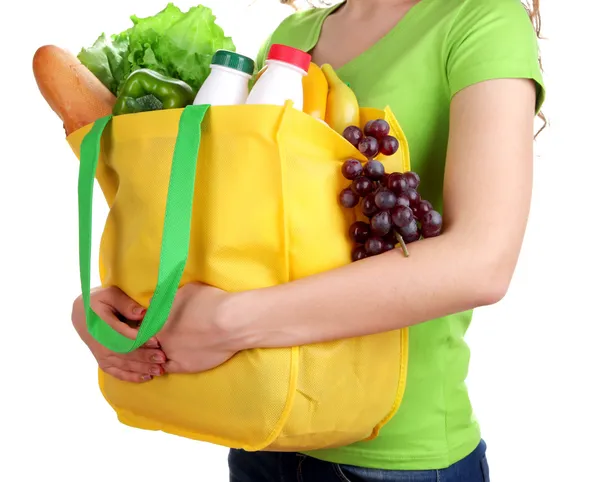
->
[67,102,410,452]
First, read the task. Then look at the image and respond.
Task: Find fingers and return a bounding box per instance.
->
[85,286,160,346]
[103,366,154,384]
[143,337,161,348]
[102,348,166,380]
[91,302,141,340]
[121,347,166,364]
[114,358,164,377]
[102,287,147,321]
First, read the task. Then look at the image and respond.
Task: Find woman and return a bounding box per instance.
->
[71,0,545,480]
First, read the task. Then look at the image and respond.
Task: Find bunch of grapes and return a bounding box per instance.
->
[338,119,443,262]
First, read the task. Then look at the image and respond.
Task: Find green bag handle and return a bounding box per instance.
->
[78,104,210,353]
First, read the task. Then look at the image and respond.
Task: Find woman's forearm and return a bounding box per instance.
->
[218,79,536,352]
[223,228,514,350]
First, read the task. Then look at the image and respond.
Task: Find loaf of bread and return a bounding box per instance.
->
[33,45,116,135]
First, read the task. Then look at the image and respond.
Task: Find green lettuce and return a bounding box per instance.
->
[77,33,129,94]
[77,3,235,96]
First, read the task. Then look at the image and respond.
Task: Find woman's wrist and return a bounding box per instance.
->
[217,290,266,352]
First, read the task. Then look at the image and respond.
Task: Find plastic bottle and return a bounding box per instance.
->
[193,50,255,106]
[246,44,311,110]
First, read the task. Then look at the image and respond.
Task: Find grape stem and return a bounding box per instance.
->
[394,232,410,257]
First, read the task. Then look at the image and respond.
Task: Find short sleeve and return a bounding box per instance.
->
[446,0,545,113]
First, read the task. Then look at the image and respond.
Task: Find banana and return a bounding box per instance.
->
[321,63,360,135]
[302,62,329,121]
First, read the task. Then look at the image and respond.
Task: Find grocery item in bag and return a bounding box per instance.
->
[113,69,196,115]
[322,64,360,136]
[302,62,329,121]
[246,44,310,110]
[194,50,255,106]
[32,45,116,135]
[76,3,236,96]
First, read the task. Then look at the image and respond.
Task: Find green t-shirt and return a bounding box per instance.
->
[256,0,545,471]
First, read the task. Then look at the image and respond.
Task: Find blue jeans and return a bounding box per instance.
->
[228,440,490,482]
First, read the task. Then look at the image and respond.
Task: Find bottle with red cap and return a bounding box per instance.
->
[246,44,311,111]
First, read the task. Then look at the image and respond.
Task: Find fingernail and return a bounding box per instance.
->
[151,355,165,363]
[150,367,162,376]
[133,307,144,315]
[146,340,160,348]
[141,375,152,381]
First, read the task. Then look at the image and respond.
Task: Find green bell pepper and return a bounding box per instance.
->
[113,69,196,116]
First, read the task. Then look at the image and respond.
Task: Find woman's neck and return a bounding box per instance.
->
[309,0,421,69]
[341,0,421,19]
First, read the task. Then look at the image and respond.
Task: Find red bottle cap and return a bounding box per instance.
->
[267,44,311,72]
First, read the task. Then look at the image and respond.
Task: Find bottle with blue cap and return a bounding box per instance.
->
[193,50,256,106]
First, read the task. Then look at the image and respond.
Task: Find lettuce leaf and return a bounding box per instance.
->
[77,33,129,94]
[78,3,235,96]
[126,3,184,81]
[155,5,236,94]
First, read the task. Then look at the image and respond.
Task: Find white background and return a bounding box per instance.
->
[2,0,599,481]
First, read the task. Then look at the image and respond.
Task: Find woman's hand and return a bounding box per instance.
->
[157,282,240,374]
[71,287,167,383]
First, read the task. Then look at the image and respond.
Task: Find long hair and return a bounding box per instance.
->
[522,0,546,136]
[281,0,546,136]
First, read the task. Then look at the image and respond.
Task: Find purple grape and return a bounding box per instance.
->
[382,240,396,252]
[396,192,411,208]
[364,160,385,181]
[403,171,421,189]
[351,245,368,262]
[365,237,385,256]
[387,172,408,194]
[379,135,400,156]
[396,219,420,243]
[401,231,420,244]
[391,205,414,228]
[422,210,443,238]
[371,210,392,236]
[361,193,379,217]
[358,136,380,159]
[352,176,375,197]
[341,158,363,180]
[343,126,363,147]
[349,221,371,244]
[381,172,390,187]
[374,189,397,210]
[383,230,398,245]
[364,119,390,140]
[404,188,421,208]
[339,188,360,208]
[415,200,433,221]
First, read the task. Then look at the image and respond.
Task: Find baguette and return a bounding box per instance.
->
[33,45,116,135]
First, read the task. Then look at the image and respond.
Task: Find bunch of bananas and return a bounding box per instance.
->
[302,62,360,135]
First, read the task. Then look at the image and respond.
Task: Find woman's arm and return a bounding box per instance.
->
[221,78,538,350]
